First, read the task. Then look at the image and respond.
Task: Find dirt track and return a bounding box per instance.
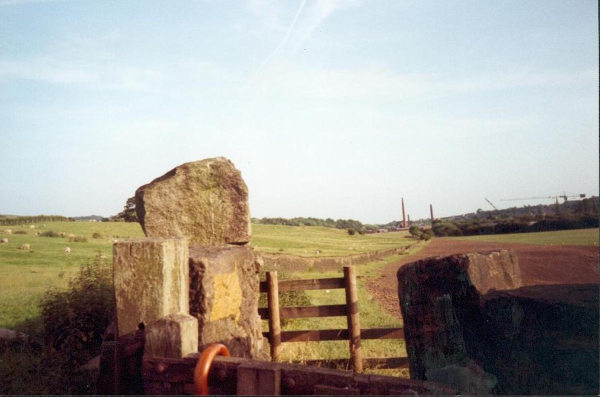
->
[365,238,599,320]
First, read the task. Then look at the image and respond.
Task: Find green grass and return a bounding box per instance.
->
[0,221,416,329]
[0,222,144,329]
[452,228,599,246]
[251,224,414,256]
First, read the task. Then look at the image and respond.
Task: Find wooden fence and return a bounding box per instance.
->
[258,266,407,372]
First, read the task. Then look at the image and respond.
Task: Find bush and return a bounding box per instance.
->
[358,229,366,235]
[41,254,114,366]
[13,230,27,235]
[92,232,102,239]
[408,225,421,237]
[347,228,356,236]
[68,236,88,243]
[40,231,60,238]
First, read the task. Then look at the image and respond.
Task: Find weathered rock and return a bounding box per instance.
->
[114,238,189,336]
[397,250,520,387]
[189,245,268,360]
[145,313,199,359]
[482,284,599,395]
[135,157,251,246]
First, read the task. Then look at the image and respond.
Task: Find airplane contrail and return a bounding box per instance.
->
[235,0,307,99]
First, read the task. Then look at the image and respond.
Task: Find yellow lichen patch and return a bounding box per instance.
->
[210,268,242,322]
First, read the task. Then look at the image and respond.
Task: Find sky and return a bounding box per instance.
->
[0,0,598,224]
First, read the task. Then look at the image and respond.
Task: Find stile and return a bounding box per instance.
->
[344,266,363,372]
[266,271,282,362]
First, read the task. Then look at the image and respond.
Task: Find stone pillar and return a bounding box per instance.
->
[189,245,268,360]
[113,237,189,336]
[144,313,198,359]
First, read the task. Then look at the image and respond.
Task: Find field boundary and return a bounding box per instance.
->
[261,245,415,272]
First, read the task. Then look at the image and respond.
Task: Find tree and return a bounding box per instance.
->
[114,196,138,222]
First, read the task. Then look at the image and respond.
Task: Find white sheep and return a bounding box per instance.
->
[3,230,11,235]
[29,225,35,229]
[19,244,30,250]
[59,232,66,237]
[65,247,71,253]
[1,238,8,244]
[68,234,75,238]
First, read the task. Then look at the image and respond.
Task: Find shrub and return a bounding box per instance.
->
[40,231,60,238]
[408,225,421,237]
[347,228,356,236]
[13,230,27,235]
[92,232,102,239]
[40,254,114,366]
[68,236,88,243]
[358,229,366,235]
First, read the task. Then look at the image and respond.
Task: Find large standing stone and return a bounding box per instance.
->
[189,245,268,360]
[135,157,251,246]
[114,238,189,336]
[397,250,520,392]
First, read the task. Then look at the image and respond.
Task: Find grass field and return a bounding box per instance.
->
[0,221,413,329]
[453,228,599,246]
[252,224,413,256]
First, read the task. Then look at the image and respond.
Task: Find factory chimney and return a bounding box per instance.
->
[430,204,435,225]
[402,198,407,228]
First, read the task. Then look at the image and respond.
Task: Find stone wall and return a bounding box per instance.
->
[397,250,599,394]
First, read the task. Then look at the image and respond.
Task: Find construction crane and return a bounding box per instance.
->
[485,198,498,210]
[500,192,586,202]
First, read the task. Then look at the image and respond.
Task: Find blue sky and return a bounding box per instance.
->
[0,0,598,223]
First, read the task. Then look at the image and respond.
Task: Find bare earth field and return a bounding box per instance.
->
[366,237,599,320]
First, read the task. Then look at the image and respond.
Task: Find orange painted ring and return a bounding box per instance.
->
[194,343,230,395]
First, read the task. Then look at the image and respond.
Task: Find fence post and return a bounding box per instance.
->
[266,271,282,362]
[344,266,362,372]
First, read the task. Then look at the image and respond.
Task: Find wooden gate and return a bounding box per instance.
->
[258,266,407,371]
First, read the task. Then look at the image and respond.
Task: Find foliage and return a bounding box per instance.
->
[92,232,102,239]
[40,254,114,366]
[347,228,356,236]
[408,225,421,237]
[256,216,364,231]
[13,230,27,235]
[0,254,113,394]
[111,196,138,222]
[438,213,599,237]
[68,236,88,243]
[0,215,73,226]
